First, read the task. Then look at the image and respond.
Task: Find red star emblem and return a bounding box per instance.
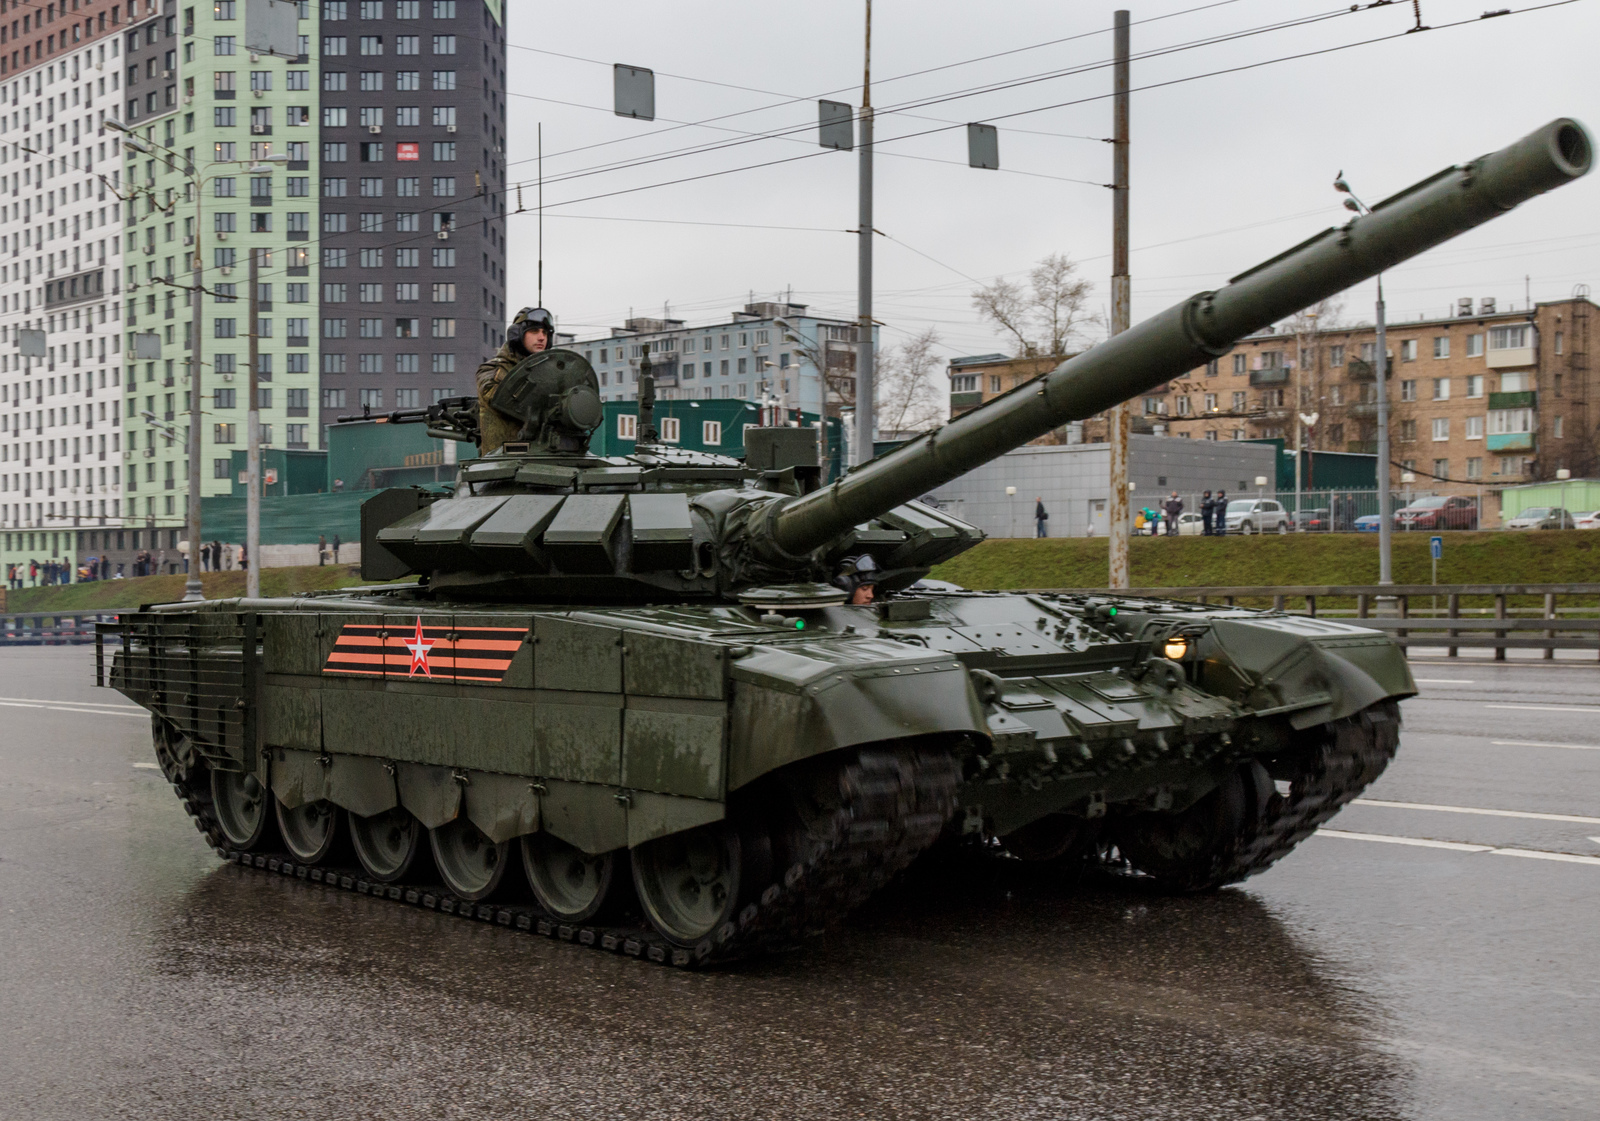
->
[403,616,435,677]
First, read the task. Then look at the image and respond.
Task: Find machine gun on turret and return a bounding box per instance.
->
[336,394,480,444]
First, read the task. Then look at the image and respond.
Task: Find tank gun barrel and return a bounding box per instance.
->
[764,118,1591,558]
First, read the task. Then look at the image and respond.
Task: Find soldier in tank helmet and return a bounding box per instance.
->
[833,554,881,605]
[476,307,556,454]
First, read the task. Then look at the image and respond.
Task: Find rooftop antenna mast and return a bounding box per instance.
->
[537,123,544,306]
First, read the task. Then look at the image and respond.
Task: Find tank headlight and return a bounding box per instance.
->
[1162,636,1189,660]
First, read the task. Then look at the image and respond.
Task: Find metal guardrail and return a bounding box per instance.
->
[1030,583,1600,661]
[0,612,125,646]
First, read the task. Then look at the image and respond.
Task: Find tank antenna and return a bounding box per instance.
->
[537,122,544,307]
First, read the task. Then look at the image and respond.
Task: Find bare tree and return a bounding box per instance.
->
[1283,298,1345,452]
[875,328,946,436]
[972,253,1096,359]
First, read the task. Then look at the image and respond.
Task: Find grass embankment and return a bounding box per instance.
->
[5,564,390,613]
[929,531,1600,592]
[9,532,1598,614]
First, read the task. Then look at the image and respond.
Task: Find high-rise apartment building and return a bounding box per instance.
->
[0,0,128,578]
[1,0,506,583]
[314,0,508,433]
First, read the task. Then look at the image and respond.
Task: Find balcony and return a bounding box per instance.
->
[950,391,983,410]
[1488,390,1536,410]
[1248,367,1290,387]
[1486,432,1535,453]
[1346,357,1376,381]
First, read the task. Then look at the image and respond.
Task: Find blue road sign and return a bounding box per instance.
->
[1430,535,1443,560]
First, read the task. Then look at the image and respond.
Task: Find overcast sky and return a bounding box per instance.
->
[503,0,1598,365]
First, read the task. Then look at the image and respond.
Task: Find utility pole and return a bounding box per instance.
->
[1107,10,1131,588]
[246,248,261,598]
[854,0,875,467]
[182,159,205,601]
[1375,275,1393,584]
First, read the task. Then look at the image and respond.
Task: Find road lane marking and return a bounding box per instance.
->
[1590,836,1600,847]
[132,762,161,770]
[1354,798,1600,825]
[1412,678,1475,684]
[1318,830,1491,852]
[1492,739,1600,751]
[0,695,144,710]
[1319,830,1600,866]
[1485,703,1600,714]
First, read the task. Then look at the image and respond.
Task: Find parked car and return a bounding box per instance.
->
[1355,514,1382,532]
[1293,508,1331,531]
[1573,511,1600,529]
[1176,512,1206,535]
[1394,494,1479,531]
[1505,506,1577,530]
[1223,498,1290,534]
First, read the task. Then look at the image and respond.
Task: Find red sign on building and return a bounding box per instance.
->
[397,142,420,161]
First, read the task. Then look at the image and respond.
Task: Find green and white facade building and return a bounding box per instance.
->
[1,0,507,581]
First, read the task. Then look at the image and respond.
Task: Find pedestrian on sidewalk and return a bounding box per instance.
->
[331,534,341,564]
[1163,492,1184,536]
[1034,498,1049,538]
[1200,490,1215,535]
[318,535,328,566]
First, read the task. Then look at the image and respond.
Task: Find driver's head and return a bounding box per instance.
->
[833,554,880,605]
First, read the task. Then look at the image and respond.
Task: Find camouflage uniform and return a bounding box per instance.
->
[474,340,525,455]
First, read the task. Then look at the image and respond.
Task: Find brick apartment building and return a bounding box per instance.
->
[947,351,1106,444]
[951,295,1597,488]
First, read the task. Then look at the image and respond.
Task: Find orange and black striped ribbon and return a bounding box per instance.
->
[321,620,527,684]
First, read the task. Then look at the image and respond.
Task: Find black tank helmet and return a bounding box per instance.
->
[506,306,556,353]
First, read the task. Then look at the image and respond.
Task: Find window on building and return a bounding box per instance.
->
[1400,339,1417,362]
[1488,408,1533,435]
[1432,378,1450,401]
[1231,390,1246,411]
[397,71,421,90]
[1433,336,1450,359]
[395,283,419,301]
[1400,379,1416,402]
[431,318,456,339]
[1329,344,1344,367]
[323,213,348,234]
[1433,458,1450,480]
[1465,415,1484,440]
[434,0,457,14]
[215,36,237,55]
[1231,354,1246,375]
[1330,385,1343,406]
[703,421,722,446]
[1431,418,1449,441]
[359,319,384,338]
[618,414,637,441]
[1399,419,1416,443]
[432,70,456,90]
[358,70,383,91]
[358,353,383,374]
[358,284,383,302]
[431,283,456,303]
[359,248,384,268]
[323,318,348,338]
[432,248,456,267]
[214,106,236,127]
[659,417,680,444]
[396,354,420,373]
[951,375,977,393]
[432,354,456,374]
[1555,331,1564,355]
[324,354,348,374]
[395,318,420,338]
[432,141,456,161]
[359,389,384,409]
[214,423,236,443]
[1489,324,1530,350]
[431,176,456,196]
[1176,395,1191,416]
[1466,333,1484,357]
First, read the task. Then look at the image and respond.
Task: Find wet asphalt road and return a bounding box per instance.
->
[1,647,1596,1120]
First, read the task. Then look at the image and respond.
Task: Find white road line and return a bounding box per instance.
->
[1485,703,1600,714]
[1590,836,1600,847]
[1318,830,1600,866]
[1412,678,1475,684]
[1492,739,1600,751]
[1354,798,1600,826]
[132,762,161,770]
[0,695,144,711]
[1318,829,1491,852]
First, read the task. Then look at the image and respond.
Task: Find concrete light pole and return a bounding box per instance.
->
[1335,173,1394,584]
[1107,10,1131,588]
[855,0,875,467]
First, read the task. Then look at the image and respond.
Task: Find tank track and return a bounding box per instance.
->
[1106,699,1403,891]
[162,738,960,969]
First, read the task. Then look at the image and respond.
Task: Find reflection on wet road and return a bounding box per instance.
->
[1,649,1595,1119]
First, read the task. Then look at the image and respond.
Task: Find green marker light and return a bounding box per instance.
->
[794,619,806,630]
[1108,607,1117,616]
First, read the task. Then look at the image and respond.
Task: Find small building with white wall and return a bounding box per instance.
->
[923,435,1278,538]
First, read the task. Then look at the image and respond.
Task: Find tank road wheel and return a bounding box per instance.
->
[522,833,619,923]
[430,817,510,902]
[350,807,426,883]
[631,820,743,948]
[1109,765,1263,892]
[275,799,342,864]
[211,768,273,850]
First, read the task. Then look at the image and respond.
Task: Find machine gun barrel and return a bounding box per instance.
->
[765,118,1592,558]
[334,395,480,442]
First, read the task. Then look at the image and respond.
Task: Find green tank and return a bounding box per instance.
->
[102,120,1591,965]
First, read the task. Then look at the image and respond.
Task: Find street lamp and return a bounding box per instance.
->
[1335,172,1394,584]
